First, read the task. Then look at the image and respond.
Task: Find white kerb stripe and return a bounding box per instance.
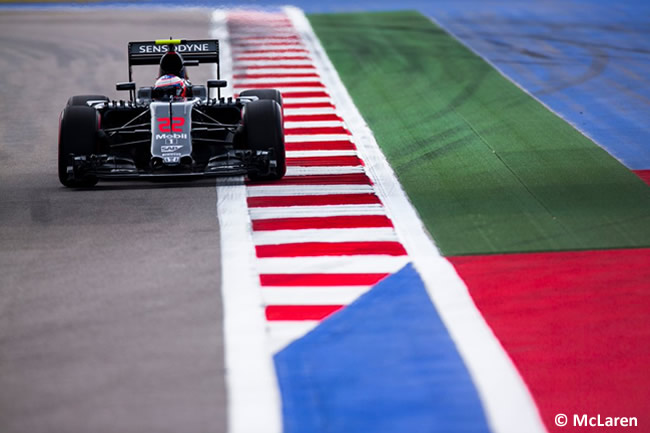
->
[232,49,309,55]
[232,44,306,51]
[285,134,351,142]
[284,107,337,115]
[233,59,314,66]
[227,31,299,37]
[286,7,547,433]
[282,96,332,104]
[232,68,317,75]
[230,35,301,40]
[285,120,345,128]
[256,255,410,274]
[234,76,321,84]
[249,204,386,220]
[252,227,398,245]
[285,166,364,176]
[246,184,375,197]
[236,86,326,93]
[262,286,374,305]
[286,150,357,157]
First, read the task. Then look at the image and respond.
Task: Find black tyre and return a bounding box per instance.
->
[58,106,100,187]
[67,94,109,107]
[239,89,283,108]
[244,99,286,181]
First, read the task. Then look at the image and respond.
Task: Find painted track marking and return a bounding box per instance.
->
[218,7,548,433]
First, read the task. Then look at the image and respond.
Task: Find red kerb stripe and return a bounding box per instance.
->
[266,305,343,321]
[255,241,407,257]
[233,42,305,48]
[285,126,350,135]
[239,65,316,70]
[247,193,380,208]
[234,82,325,89]
[235,56,311,61]
[282,91,330,98]
[286,155,362,166]
[247,173,372,186]
[260,273,389,286]
[231,36,300,41]
[285,140,356,151]
[234,49,308,54]
[283,102,335,109]
[284,114,343,122]
[252,215,394,231]
[234,73,320,79]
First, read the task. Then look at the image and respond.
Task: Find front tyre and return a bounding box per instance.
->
[67,94,109,107]
[239,89,282,109]
[244,99,286,181]
[58,106,100,187]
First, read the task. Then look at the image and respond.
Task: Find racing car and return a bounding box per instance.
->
[58,38,285,187]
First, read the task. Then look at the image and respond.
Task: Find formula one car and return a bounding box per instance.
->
[58,38,285,187]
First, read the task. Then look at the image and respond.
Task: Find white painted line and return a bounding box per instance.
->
[215,10,282,433]
[249,204,386,220]
[267,321,320,354]
[286,7,547,433]
[252,227,398,245]
[247,184,375,197]
[216,178,282,433]
[256,255,410,274]
[285,166,365,176]
[262,286,374,305]
[286,150,357,157]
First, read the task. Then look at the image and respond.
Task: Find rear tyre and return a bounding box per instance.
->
[239,89,283,109]
[67,95,109,107]
[244,99,286,181]
[58,106,100,187]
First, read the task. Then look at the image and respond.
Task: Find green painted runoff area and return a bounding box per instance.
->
[308,11,650,256]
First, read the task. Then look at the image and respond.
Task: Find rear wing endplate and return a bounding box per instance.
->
[127,39,220,82]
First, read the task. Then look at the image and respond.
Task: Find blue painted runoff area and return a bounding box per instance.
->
[425,0,650,170]
[274,263,491,433]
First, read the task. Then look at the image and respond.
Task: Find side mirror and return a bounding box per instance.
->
[207,80,227,88]
[116,82,136,91]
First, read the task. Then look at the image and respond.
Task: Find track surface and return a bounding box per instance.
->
[0,10,226,433]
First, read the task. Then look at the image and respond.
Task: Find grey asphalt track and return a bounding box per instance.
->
[0,10,227,433]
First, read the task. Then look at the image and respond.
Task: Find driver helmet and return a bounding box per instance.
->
[153,74,187,99]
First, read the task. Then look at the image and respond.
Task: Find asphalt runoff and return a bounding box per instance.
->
[0,9,227,433]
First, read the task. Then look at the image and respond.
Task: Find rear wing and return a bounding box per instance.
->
[127,39,220,82]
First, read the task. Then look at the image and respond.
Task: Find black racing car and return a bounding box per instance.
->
[58,38,285,187]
